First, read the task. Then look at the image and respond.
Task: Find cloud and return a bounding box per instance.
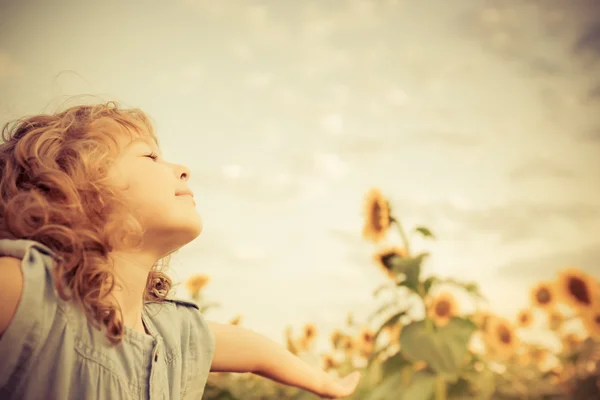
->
[573,21,600,61]
[414,130,481,148]
[585,84,600,104]
[319,113,344,136]
[175,228,274,273]
[334,135,391,158]
[581,126,600,142]
[313,153,348,181]
[453,0,598,73]
[508,157,575,181]
[496,243,600,281]
[330,128,479,163]
[458,203,600,244]
[454,5,531,60]
[398,200,600,244]
[189,166,304,203]
[525,56,564,76]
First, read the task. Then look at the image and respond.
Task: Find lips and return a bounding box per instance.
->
[176,190,194,198]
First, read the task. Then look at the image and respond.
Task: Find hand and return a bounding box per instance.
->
[318,371,361,399]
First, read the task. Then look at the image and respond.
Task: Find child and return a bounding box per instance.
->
[0,102,361,399]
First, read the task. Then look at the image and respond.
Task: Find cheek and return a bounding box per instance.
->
[126,178,173,210]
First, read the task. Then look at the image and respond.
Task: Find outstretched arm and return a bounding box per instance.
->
[207,322,360,399]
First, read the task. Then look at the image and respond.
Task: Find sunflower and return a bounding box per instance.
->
[582,307,600,338]
[228,314,243,326]
[547,310,565,332]
[556,267,598,311]
[340,336,356,354]
[486,317,519,360]
[529,347,549,366]
[384,322,402,345]
[413,361,427,371]
[303,323,318,341]
[185,274,210,297]
[358,328,376,357]
[427,291,459,327]
[517,348,531,366]
[285,326,299,355]
[298,323,318,351]
[530,282,556,310]
[362,188,391,242]
[330,329,343,349]
[561,332,582,354]
[299,336,315,351]
[516,309,533,328]
[472,311,494,333]
[373,246,407,280]
[548,365,572,385]
[322,354,338,371]
[359,328,376,346]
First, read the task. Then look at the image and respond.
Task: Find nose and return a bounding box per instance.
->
[177,164,191,181]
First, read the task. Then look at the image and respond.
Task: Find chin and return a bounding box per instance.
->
[188,219,203,238]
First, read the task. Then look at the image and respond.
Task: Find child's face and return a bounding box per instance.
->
[109,132,202,256]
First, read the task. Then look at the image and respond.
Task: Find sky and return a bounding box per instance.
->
[1,0,599,350]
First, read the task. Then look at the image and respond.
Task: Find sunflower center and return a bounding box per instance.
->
[497,325,512,344]
[536,287,552,304]
[304,326,316,338]
[381,253,398,271]
[371,203,383,231]
[435,300,451,317]
[567,277,591,306]
[519,313,529,323]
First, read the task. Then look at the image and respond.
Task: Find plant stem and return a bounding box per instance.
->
[391,218,411,256]
[435,375,446,400]
[417,282,425,299]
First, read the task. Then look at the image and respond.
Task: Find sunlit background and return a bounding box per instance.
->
[1,0,599,351]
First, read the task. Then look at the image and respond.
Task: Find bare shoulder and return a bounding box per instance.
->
[0,256,24,338]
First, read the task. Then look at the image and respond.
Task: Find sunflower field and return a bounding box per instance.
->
[188,188,600,400]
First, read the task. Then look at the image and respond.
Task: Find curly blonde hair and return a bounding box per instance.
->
[0,101,176,345]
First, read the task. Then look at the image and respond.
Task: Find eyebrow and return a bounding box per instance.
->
[125,138,160,151]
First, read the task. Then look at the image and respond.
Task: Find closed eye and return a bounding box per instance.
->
[145,152,159,161]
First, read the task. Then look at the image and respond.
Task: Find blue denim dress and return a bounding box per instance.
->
[0,239,215,399]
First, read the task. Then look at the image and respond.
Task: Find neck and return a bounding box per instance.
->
[109,250,158,332]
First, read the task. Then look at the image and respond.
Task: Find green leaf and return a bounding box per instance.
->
[392,253,428,292]
[460,366,495,399]
[423,276,436,296]
[400,317,477,376]
[365,356,384,387]
[400,371,437,400]
[371,310,408,349]
[381,352,412,378]
[446,377,470,398]
[366,369,436,400]
[364,372,405,400]
[415,226,435,239]
[367,310,409,368]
